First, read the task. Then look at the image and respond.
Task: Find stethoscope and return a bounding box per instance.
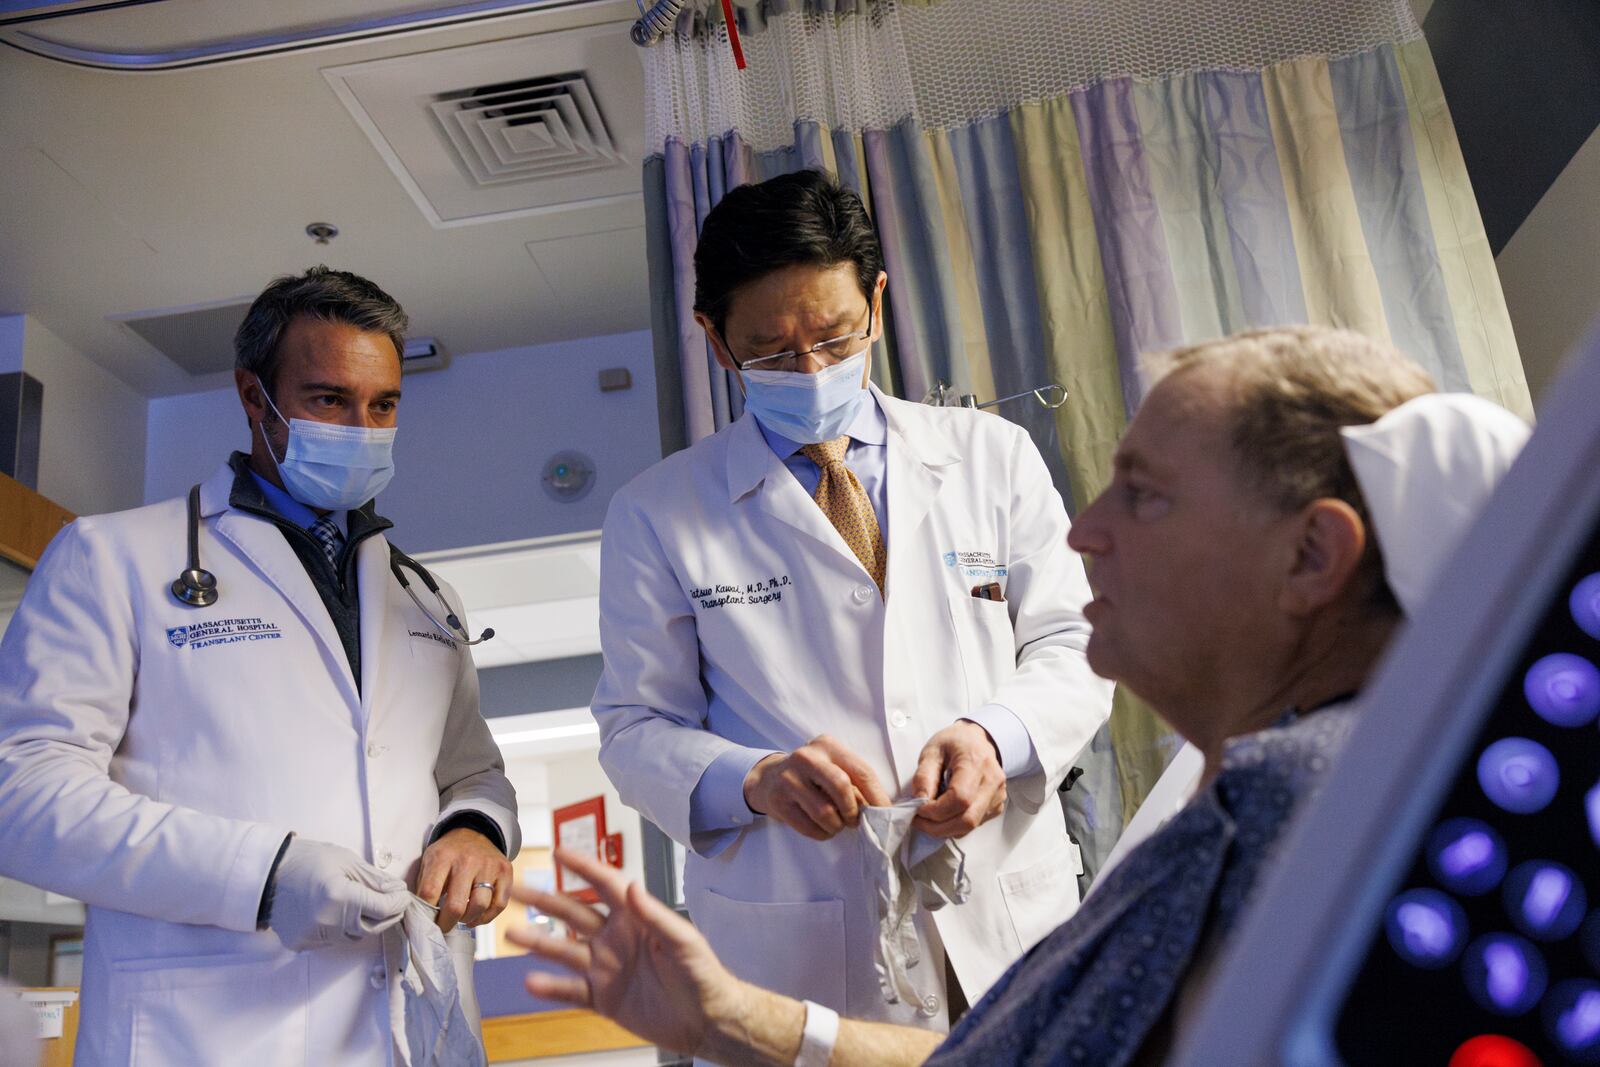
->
[171,484,495,646]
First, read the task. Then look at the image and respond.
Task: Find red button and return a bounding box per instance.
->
[1449,1034,1543,1067]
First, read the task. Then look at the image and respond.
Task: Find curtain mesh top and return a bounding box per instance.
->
[644,0,1424,152]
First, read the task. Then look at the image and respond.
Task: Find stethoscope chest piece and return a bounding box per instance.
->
[170,481,483,644]
[171,567,218,607]
[172,484,220,609]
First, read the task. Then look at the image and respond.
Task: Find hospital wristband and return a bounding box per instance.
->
[796,1000,839,1067]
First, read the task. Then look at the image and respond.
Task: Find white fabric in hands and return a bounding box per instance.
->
[859,800,972,1007]
[386,897,486,1067]
[267,836,411,951]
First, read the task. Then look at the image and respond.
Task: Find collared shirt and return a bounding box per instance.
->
[232,456,506,868]
[688,392,1039,843]
[756,393,891,541]
[247,469,349,540]
[232,457,383,683]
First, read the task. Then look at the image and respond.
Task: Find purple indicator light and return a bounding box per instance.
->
[1545,980,1600,1063]
[1447,835,1496,877]
[1561,990,1600,1048]
[1588,781,1600,850]
[1504,861,1587,941]
[1386,888,1467,969]
[1525,653,1600,727]
[1487,944,1528,1005]
[1464,934,1547,1016]
[1573,573,1600,641]
[1428,818,1508,896]
[1527,871,1573,925]
[1478,738,1560,814]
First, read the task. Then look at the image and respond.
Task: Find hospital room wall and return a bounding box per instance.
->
[501,744,647,890]
[0,316,19,373]
[142,329,660,551]
[1496,123,1600,406]
[0,314,148,517]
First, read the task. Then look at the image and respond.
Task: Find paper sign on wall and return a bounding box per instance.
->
[552,796,607,904]
[19,990,77,1041]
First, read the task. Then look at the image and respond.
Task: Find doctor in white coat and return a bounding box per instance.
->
[594,171,1113,1036]
[0,267,519,1066]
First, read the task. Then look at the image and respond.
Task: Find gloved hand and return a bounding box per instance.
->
[266,836,411,951]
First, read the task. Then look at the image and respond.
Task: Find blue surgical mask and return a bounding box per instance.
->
[740,349,870,444]
[257,380,396,511]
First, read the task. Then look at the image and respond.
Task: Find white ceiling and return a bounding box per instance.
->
[417,530,601,668]
[0,0,652,397]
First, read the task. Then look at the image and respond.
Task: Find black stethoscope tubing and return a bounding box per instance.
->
[389,549,496,646]
[169,484,494,646]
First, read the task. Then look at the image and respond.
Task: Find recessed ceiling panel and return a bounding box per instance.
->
[419,534,602,667]
[113,297,255,376]
[323,21,644,228]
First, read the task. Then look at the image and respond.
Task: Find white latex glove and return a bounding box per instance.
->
[267,836,411,951]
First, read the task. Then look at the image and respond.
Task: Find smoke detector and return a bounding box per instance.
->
[542,451,595,503]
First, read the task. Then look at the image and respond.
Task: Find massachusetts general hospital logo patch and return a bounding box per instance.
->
[164,617,283,651]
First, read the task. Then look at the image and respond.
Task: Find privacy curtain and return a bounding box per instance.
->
[639,0,1531,875]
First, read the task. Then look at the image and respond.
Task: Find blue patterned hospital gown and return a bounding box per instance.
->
[925,705,1357,1067]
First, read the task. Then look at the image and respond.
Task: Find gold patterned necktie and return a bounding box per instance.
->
[800,436,886,594]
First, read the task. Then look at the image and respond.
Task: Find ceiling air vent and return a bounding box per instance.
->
[323,22,644,228]
[431,74,621,186]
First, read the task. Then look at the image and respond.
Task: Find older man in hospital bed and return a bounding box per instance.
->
[504,325,1529,1067]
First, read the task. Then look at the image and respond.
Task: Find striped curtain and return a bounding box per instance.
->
[639,0,1531,875]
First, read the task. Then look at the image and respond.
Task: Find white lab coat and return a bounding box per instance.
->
[0,462,519,1067]
[594,388,1114,1027]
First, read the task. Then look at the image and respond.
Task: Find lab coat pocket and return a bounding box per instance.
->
[997,836,1083,954]
[694,889,846,1007]
[113,952,310,1067]
[947,593,1016,710]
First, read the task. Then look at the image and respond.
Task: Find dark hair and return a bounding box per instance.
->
[693,170,884,335]
[234,266,409,391]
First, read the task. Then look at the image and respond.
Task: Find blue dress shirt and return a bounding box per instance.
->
[687,393,1039,843]
[248,470,348,539]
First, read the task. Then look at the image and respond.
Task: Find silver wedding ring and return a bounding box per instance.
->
[471,881,495,891]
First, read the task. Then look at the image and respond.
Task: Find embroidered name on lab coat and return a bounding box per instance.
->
[409,629,459,652]
[689,575,792,610]
[165,617,284,650]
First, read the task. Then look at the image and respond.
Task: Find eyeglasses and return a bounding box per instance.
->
[733,307,876,373]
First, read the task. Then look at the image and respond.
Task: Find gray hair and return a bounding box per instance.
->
[1150,325,1436,614]
[234,266,408,390]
